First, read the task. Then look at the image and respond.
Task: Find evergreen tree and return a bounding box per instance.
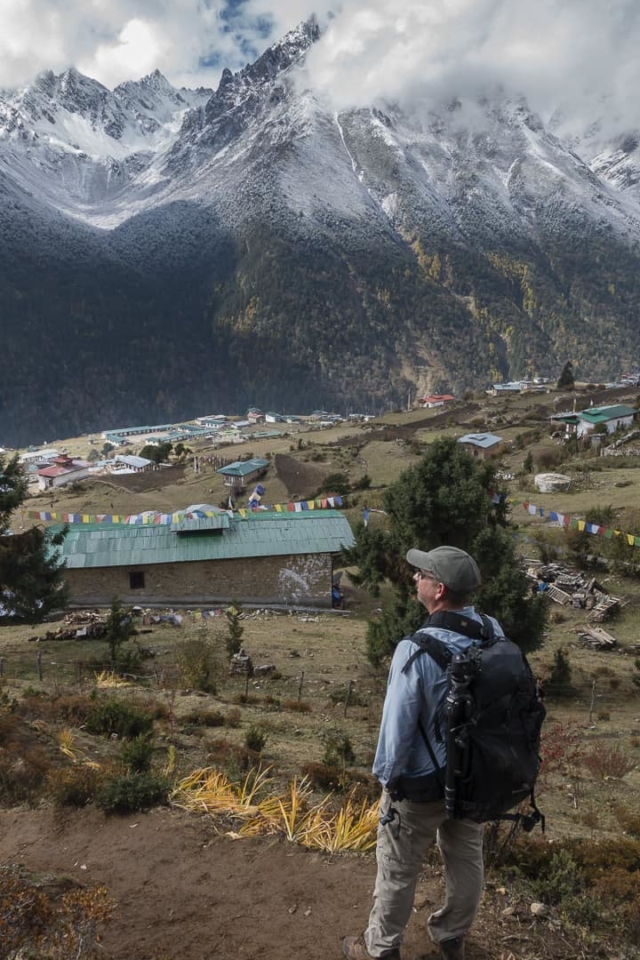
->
[225,600,245,659]
[545,648,573,697]
[0,454,68,622]
[105,597,136,670]
[342,438,546,665]
[557,361,575,389]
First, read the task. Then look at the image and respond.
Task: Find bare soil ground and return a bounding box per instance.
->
[0,805,590,960]
[1,606,639,960]
[5,393,640,959]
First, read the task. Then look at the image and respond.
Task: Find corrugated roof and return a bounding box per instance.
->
[115,455,153,469]
[54,510,354,569]
[217,458,270,478]
[457,433,503,448]
[170,515,231,533]
[578,404,636,424]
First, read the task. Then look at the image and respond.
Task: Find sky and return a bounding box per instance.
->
[1,0,640,134]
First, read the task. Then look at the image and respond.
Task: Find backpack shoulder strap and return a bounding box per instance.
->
[426,610,495,641]
[401,614,498,675]
[402,631,452,674]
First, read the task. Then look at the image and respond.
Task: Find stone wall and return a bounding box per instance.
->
[63,553,334,608]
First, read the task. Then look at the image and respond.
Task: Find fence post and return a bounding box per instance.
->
[36,651,43,682]
[0,657,4,678]
[588,679,597,724]
[344,679,354,717]
[297,670,305,701]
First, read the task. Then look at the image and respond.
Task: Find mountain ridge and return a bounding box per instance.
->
[1,19,640,447]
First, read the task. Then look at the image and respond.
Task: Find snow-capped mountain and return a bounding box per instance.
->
[0,66,211,209]
[1,17,640,447]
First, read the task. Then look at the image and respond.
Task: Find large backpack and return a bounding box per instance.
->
[401,611,546,831]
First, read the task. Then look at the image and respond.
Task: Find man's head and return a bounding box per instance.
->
[406,545,481,612]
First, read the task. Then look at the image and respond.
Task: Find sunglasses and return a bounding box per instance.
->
[415,570,437,581]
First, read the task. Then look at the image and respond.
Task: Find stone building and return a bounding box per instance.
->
[54,510,354,609]
[457,432,505,460]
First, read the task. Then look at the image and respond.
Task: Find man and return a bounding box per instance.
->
[343,545,504,960]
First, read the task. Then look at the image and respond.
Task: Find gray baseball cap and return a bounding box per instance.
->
[406,545,481,593]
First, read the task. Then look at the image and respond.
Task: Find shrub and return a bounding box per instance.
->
[328,685,367,707]
[120,735,154,774]
[0,713,52,805]
[353,474,372,491]
[614,805,640,838]
[314,472,352,497]
[84,699,154,739]
[282,699,312,712]
[18,693,93,725]
[225,708,242,728]
[0,864,114,958]
[48,764,103,808]
[96,772,169,814]
[536,447,561,470]
[244,726,267,753]
[323,733,355,767]
[301,761,342,792]
[181,708,225,728]
[530,849,584,905]
[176,637,219,693]
[582,743,636,780]
[206,739,254,775]
[234,692,260,705]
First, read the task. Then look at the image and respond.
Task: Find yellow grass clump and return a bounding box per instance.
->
[58,728,102,769]
[171,767,379,851]
[93,670,134,687]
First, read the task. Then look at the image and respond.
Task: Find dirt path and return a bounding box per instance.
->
[0,806,581,960]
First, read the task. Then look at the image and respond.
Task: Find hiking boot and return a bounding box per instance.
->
[342,934,400,960]
[438,937,464,960]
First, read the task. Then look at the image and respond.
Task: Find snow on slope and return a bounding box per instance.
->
[2,17,640,248]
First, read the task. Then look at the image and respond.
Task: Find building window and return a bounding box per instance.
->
[129,571,145,589]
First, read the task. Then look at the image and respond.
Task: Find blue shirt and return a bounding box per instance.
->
[372,607,505,788]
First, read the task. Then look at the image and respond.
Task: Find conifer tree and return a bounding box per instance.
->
[557,361,575,389]
[0,454,68,622]
[342,438,546,665]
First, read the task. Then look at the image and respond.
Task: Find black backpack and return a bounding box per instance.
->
[401,611,546,831]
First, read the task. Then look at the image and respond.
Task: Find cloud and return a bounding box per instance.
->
[1,0,639,136]
[303,0,640,133]
[0,0,291,89]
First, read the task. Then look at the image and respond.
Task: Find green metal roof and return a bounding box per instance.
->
[578,404,636,424]
[170,515,231,533]
[217,458,270,478]
[54,510,355,569]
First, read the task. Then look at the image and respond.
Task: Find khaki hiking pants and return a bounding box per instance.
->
[364,793,484,958]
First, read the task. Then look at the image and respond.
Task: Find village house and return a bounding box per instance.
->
[247,407,265,424]
[37,456,92,491]
[111,455,155,474]
[217,457,270,489]
[457,433,505,460]
[574,404,636,438]
[417,394,456,409]
[52,510,355,609]
[486,382,523,396]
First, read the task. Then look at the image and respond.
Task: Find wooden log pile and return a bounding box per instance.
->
[529,564,622,620]
[28,611,108,642]
[576,626,617,650]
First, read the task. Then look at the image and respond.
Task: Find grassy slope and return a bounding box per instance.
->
[3,383,640,843]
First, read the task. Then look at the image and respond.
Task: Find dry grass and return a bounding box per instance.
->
[5,389,640,849]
